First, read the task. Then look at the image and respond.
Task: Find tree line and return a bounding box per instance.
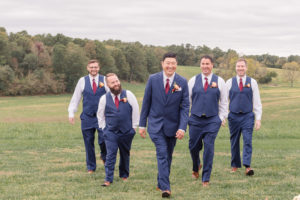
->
[0,27,299,95]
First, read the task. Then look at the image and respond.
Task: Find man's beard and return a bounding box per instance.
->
[110,84,122,96]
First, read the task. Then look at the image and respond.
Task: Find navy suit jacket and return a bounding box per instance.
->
[139,71,189,137]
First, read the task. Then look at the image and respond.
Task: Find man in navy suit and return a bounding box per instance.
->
[68,60,107,174]
[188,55,228,187]
[139,52,189,198]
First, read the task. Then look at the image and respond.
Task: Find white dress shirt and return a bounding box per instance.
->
[188,73,228,121]
[163,72,175,88]
[225,75,262,120]
[68,74,109,118]
[97,90,140,129]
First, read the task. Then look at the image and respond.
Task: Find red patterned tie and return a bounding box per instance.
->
[92,79,97,94]
[239,78,243,91]
[204,77,208,92]
[165,78,170,94]
[114,96,119,109]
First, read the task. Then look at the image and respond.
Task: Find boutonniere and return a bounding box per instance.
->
[120,97,127,103]
[99,82,104,88]
[245,83,251,88]
[172,82,182,93]
[210,82,218,88]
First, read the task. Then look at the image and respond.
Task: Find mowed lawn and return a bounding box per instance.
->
[1,67,300,200]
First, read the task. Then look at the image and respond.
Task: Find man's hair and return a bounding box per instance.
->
[236,58,247,66]
[162,52,177,61]
[105,73,118,82]
[87,59,99,65]
[200,55,214,63]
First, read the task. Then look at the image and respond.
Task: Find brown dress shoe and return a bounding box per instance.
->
[101,181,110,187]
[192,164,202,179]
[121,177,128,181]
[245,168,254,176]
[231,167,238,173]
[202,181,209,187]
[156,187,161,191]
[162,190,171,198]
[88,170,94,174]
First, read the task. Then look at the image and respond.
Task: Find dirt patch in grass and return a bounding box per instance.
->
[1,116,68,123]
[0,171,21,176]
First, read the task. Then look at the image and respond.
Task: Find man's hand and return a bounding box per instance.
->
[175,129,185,140]
[221,119,226,127]
[139,128,147,138]
[69,117,75,125]
[255,120,261,131]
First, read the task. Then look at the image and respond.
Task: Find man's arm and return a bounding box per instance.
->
[97,95,107,129]
[218,77,229,126]
[251,78,262,130]
[177,79,190,135]
[127,90,140,129]
[68,77,84,124]
[139,76,153,138]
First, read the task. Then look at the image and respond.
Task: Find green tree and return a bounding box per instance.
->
[123,43,146,82]
[282,62,300,87]
[0,28,10,65]
[19,53,38,75]
[111,48,130,80]
[144,47,160,74]
[64,43,88,92]
[0,65,14,94]
[94,41,117,74]
[52,44,67,74]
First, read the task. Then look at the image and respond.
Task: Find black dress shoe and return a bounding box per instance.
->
[162,191,171,198]
[245,168,254,176]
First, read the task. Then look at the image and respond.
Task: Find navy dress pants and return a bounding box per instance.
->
[104,129,135,183]
[149,129,177,191]
[228,112,254,168]
[82,128,107,171]
[188,115,221,182]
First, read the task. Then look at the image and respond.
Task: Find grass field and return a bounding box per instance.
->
[0,66,299,200]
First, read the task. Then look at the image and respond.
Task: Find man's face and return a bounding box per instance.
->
[200,58,213,76]
[236,61,247,77]
[87,62,100,77]
[107,75,122,95]
[162,57,177,77]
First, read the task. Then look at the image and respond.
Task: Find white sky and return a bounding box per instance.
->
[1,0,300,57]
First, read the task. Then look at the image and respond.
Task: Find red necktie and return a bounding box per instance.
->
[165,78,170,94]
[92,79,97,94]
[114,96,119,109]
[239,78,243,91]
[204,77,208,92]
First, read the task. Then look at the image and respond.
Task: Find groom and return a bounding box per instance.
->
[139,52,189,198]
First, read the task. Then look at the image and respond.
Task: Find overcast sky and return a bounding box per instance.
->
[1,0,300,57]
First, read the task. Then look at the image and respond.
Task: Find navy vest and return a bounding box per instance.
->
[105,90,133,133]
[190,74,220,117]
[80,75,106,129]
[229,76,253,113]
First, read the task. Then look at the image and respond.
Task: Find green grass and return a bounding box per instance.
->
[0,67,300,200]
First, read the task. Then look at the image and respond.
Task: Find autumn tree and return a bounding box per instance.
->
[282,62,300,87]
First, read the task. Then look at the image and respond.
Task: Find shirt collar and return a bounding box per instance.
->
[163,72,175,82]
[89,74,98,82]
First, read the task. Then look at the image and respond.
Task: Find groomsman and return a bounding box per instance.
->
[188,55,228,187]
[97,73,139,187]
[68,59,107,173]
[226,58,262,176]
[139,52,189,198]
